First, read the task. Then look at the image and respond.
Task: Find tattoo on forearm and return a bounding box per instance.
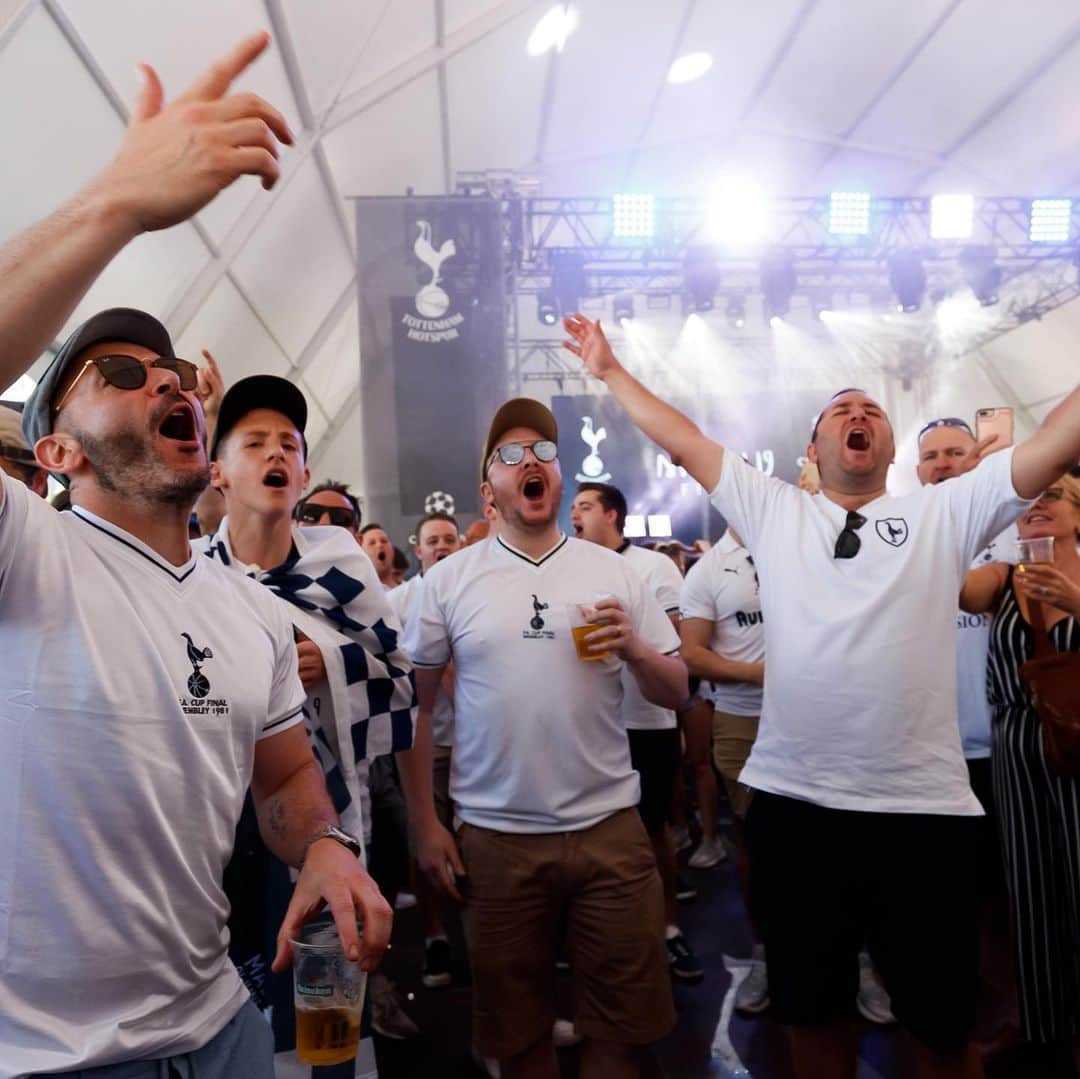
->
[268,799,287,840]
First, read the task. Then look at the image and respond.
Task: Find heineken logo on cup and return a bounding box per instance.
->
[297,983,333,997]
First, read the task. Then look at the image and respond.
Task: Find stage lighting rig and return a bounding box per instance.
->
[551,251,587,316]
[760,253,796,321]
[682,247,720,313]
[613,293,635,326]
[888,251,926,313]
[725,296,746,329]
[959,246,1001,307]
[1029,199,1071,243]
[537,290,559,326]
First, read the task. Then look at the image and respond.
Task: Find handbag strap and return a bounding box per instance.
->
[1024,582,1055,661]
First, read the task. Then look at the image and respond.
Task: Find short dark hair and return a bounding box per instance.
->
[576,482,627,533]
[297,479,361,530]
[360,522,387,537]
[415,511,459,542]
[392,545,409,572]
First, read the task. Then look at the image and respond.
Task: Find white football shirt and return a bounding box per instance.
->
[955,523,1018,759]
[680,534,765,717]
[402,534,680,832]
[711,447,1031,815]
[389,573,455,747]
[618,542,683,731]
[0,472,305,1076]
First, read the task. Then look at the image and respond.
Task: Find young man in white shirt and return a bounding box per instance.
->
[0,36,390,1077]
[571,481,704,984]
[404,398,688,1079]
[360,523,397,588]
[388,510,463,989]
[563,312,1080,1079]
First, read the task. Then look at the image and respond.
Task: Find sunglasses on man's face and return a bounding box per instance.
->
[53,354,200,414]
[296,504,358,529]
[487,439,558,473]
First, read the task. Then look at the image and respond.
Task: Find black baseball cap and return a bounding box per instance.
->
[210,375,308,460]
[22,307,174,450]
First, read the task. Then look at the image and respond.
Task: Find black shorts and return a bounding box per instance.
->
[628,728,681,836]
[966,757,1005,899]
[745,791,978,1051]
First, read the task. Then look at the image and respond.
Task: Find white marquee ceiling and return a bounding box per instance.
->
[1,0,1076,491]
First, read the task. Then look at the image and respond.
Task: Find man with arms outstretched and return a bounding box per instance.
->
[563,313,1080,1079]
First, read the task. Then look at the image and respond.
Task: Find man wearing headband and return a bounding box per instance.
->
[0,35,390,1078]
[563,313,1080,1078]
[403,398,687,1078]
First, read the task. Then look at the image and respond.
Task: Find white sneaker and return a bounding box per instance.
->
[856,952,895,1025]
[688,836,727,869]
[670,824,692,852]
[735,944,769,1014]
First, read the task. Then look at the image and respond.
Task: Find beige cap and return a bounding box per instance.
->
[481,398,558,477]
[0,405,35,466]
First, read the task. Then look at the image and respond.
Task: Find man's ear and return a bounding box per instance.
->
[806,442,819,465]
[210,459,226,491]
[480,479,493,506]
[35,433,83,479]
[302,465,310,491]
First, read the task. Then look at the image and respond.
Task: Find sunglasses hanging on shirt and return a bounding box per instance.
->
[834,510,867,560]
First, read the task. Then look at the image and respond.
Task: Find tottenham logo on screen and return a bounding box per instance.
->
[574,416,612,483]
[403,220,465,344]
[425,490,456,516]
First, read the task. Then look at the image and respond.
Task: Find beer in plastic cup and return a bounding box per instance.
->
[291,914,366,1066]
[567,596,612,662]
[1016,536,1054,570]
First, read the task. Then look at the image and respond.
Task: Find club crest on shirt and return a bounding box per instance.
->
[875,518,909,548]
[177,632,231,716]
[523,593,556,641]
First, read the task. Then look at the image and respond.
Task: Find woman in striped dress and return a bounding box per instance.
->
[962,470,1080,1073]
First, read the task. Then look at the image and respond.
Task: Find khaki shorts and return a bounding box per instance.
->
[712,710,760,819]
[458,807,676,1059]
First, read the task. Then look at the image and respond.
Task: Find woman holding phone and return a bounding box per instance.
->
[961,470,1080,1073]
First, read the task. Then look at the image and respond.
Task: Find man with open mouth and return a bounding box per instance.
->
[0,33,391,1078]
[402,397,689,1079]
[563,312,1080,1079]
[360,522,397,589]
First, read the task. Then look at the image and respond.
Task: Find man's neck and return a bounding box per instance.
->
[226,506,295,571]
[821,482,888,513]
[599,529,623,552]
[74,488,192,567]
[501,521,562,560]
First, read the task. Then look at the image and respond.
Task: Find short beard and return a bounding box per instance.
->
[72,425,209,509]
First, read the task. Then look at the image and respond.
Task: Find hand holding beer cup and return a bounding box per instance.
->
[569,593,638,662]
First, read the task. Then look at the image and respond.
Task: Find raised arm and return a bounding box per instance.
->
[563,314,726,492]
[0,32,291,393]
[960,562,1010,614]
[1012,384,1080,499]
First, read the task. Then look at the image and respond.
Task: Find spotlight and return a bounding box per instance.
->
[613,293,634,326]
[667,52,713,84]
[811,293,832,321]
[612,193,654,239]
[888,251,926,313]
[537,290,558,326]
[760,253,796,321]
[683,247,719,314]
[551,251,586,316]
[725,296,746,329]
[930,194,973,240]
[709,179,768,248]
[960,246,1001,307]
[527,4,578,56]
[1029,198,1072,243]
[829,192,871,236]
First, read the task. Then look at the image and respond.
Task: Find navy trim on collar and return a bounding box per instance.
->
[496,534,568,567]
[72,508,197,583]
[616,540,631,554]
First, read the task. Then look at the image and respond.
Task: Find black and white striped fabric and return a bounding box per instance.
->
[987,567,1080,1043]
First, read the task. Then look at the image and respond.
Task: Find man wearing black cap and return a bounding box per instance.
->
[0,33,391,1079]
[403,397,687,1079]
[563,313,1080,1079]
[0,402,46,497]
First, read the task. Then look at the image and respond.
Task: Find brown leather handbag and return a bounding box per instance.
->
[1020,599,1080,777]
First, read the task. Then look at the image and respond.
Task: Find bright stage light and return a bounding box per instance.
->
[624,514,647,538]
[2,374,35,402]
[667,52,713,84]
[613,293,635,326]
[888,251,926,313]
[725,296,746,329]
[527,4,578,56]
[709,180,768,248]
[959,246,1001,306]
[537,290,558,326]
[612,194,654,239]
[647,514,673,537]
[769,315,782,329]
[1029,198,1072,243]
[828,192,871,237]
[683,248,719,313]
[811,294,832,321]
[930,194,973,240]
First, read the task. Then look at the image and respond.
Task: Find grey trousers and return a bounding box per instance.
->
[39,1000,273,1079]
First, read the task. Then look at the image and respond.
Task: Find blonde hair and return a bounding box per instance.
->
[1055,470,1080,539]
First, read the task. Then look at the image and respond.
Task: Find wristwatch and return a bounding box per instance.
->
[301,825,363,865]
